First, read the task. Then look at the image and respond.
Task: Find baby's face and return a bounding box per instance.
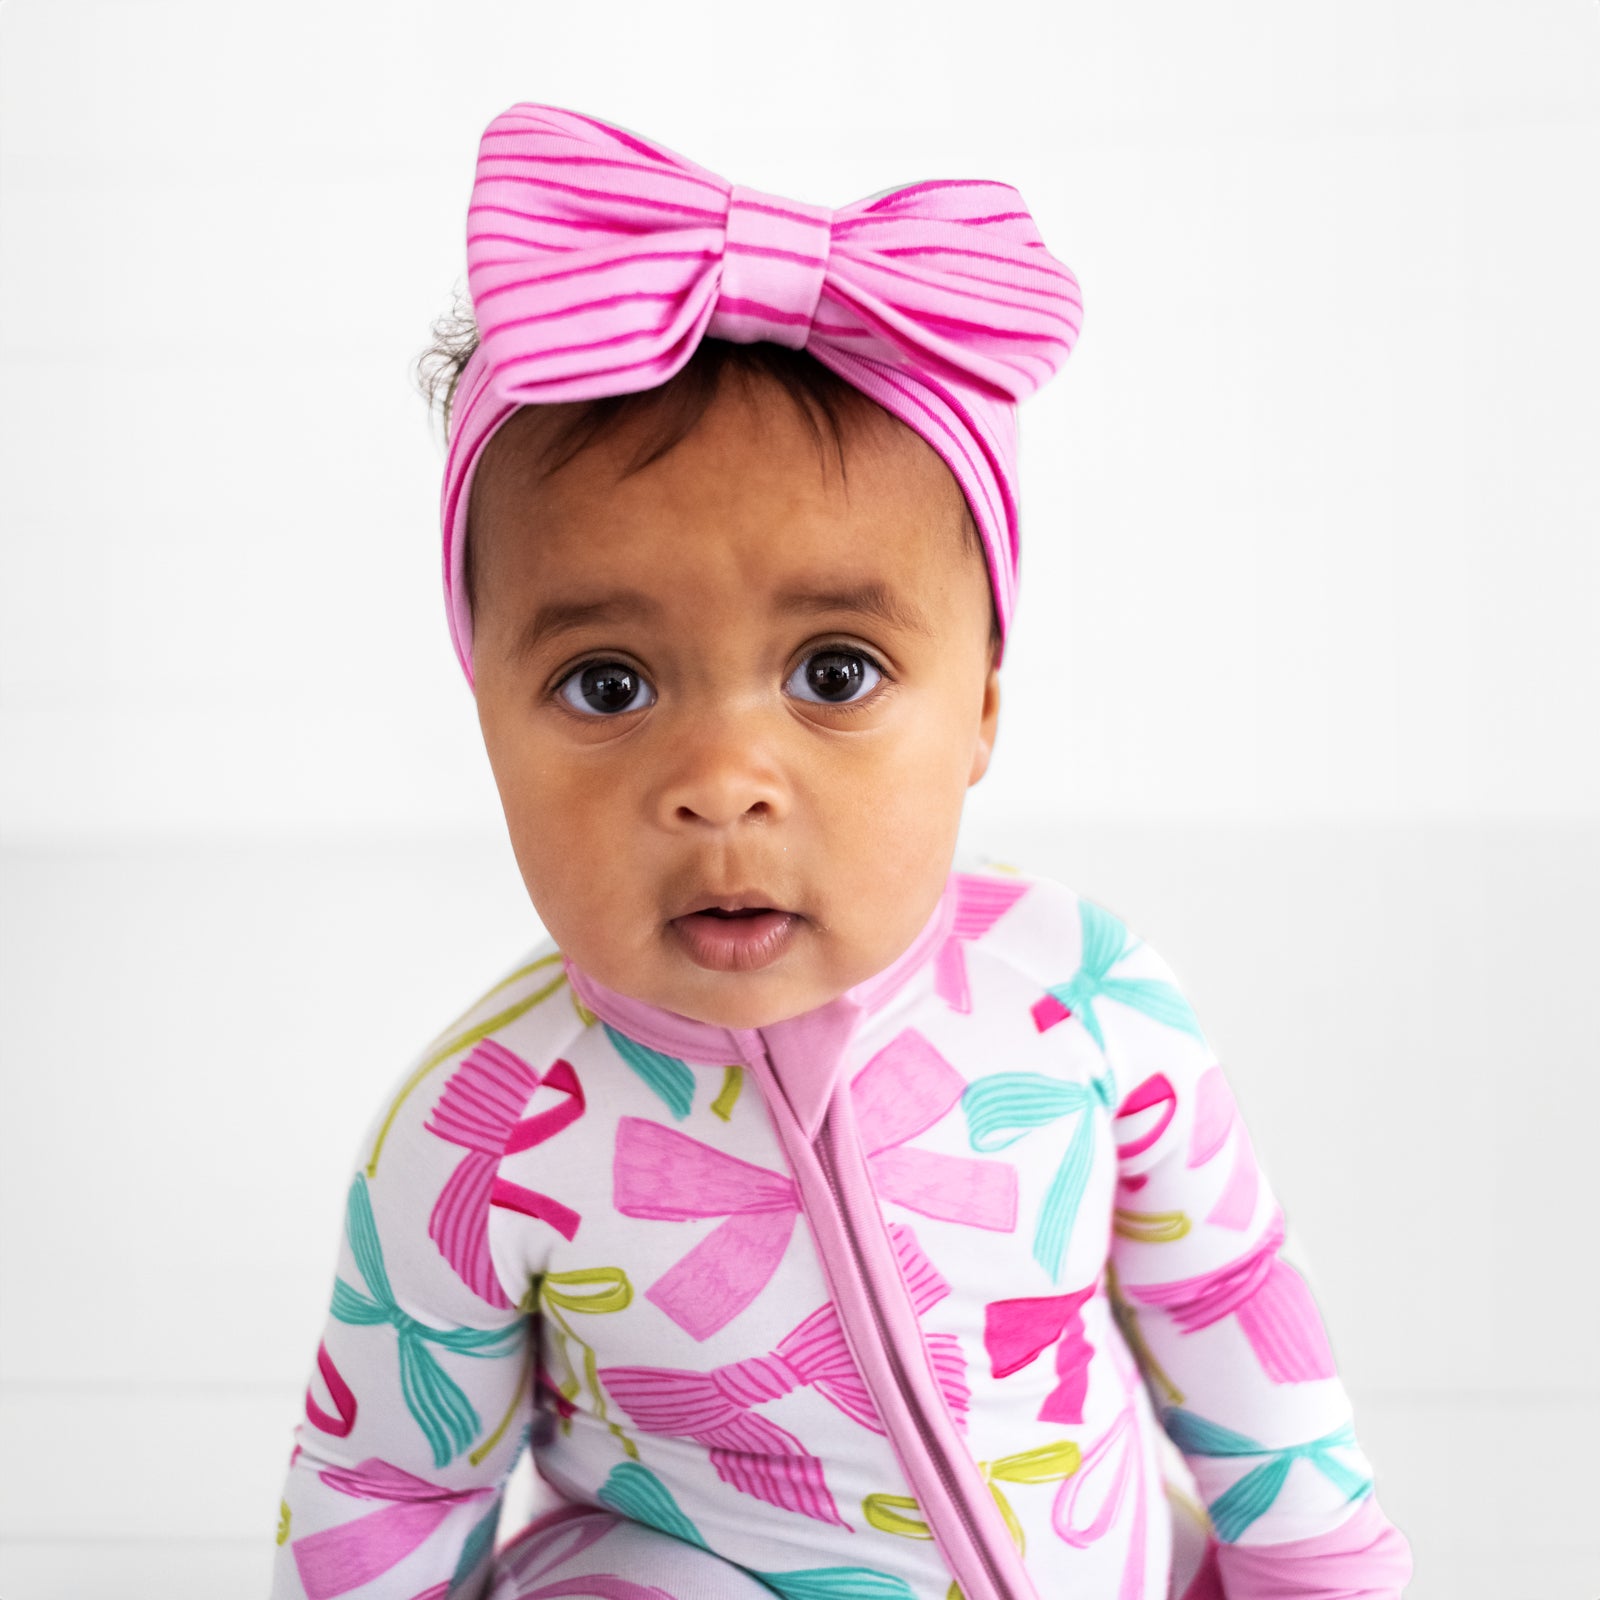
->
[470,374,999,1030]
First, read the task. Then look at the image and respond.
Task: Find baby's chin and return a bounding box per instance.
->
[570,922,864,1033]
[639,951,857,1033]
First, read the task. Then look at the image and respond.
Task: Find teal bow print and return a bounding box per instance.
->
[963,1070,1116,1281]
[330,1172,525,1467]
[604,1023,696,1120]
[1032,899,1204,1051]
[1161,1408,1372,1542]
[599,1462,915,1600]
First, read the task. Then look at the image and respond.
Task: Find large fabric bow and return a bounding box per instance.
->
[597,1222,967,1528]
[441,103,1083,685]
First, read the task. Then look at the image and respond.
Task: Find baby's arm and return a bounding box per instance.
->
[270,1035,538,1599]
[1097,915,1413,1597]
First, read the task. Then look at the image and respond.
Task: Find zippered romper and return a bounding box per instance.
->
[270,866,1412,1599]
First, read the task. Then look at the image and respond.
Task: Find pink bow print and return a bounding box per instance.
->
[1122,1208,1335,1384]
[426,1038,586,1308]
[933,873,1032,1013]
[1187,1064,1260,1229]
[615,1028,1014,1340]
[1052,1351,1150,1600]
[289,1458,495,1600]
[599,1223,967,1528]
[495,1506,678,1600]
[983,1284,1096,1424]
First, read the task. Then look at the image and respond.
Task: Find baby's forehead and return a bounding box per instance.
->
[474,387,975,569]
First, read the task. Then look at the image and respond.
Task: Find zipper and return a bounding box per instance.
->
[810,1103,1011,1600]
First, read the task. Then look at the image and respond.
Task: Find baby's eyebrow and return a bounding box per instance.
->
[510,579,932,664]
[774,581,934,638]
[510,589,662,663]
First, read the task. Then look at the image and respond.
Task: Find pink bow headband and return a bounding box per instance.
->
[440,103,1084,688]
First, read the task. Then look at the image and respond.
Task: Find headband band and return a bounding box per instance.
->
[440,103,1083,688]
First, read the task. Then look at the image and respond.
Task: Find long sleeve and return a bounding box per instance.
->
[1091,912,1412,1598]
[270,1029,542,1600]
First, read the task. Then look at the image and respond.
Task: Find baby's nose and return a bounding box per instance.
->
[653,718,790,830]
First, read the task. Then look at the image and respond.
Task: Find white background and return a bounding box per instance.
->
[2,1,1597,1595]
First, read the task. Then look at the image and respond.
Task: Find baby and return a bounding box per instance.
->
[271,104,1413,1600]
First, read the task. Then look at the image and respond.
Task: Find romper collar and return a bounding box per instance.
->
[561,873,958,1140]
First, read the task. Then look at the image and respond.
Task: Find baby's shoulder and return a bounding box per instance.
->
[352,933,588,1187]
[953,860,1144,980]
[953,860,1215,1084]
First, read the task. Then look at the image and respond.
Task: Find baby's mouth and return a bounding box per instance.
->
[668,898,802,973]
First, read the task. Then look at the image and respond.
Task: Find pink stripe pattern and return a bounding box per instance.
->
[597,1223,967,1528]
[1123,1210,1337,1384]
[425,1041,587,1305]
[440,102,1084,687]
[932,872,1031,1011]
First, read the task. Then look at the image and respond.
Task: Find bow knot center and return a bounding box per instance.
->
[708,184,833,349]
[713,1352,803,1406]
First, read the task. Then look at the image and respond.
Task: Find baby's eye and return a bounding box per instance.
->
[785,647,883,706]
[557,660,656,717]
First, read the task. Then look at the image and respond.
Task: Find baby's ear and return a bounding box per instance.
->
[968,663,1001,786]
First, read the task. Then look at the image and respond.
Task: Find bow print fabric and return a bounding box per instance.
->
[614,1027,1014,1340]
[927,871,1030,1014]
[599,1461,920,1600]
[983,1286,1096,1424]
[329,1173,525,1468]
[1030,899,1206,1050]
[1122,1209,1336,1384]
[597,1223,967,1528]
[1160,1410,1372,1544]
[963,1068,1116,1282]
[424,1038,587,1307]
[288,1458,498,1600]
[439,103,1084,685]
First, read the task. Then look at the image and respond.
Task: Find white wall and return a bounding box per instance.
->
[2,2,1596,1596]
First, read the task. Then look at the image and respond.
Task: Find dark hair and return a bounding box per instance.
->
[412,292,998,648]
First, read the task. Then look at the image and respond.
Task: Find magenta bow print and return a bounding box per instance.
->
[289,1458,496,1600]
[1109,1072,1177,1205]
[425,1039,587,1308]
[983,1284,1096,1425]
[1122,1208,1335,1384]
[932,873,1031,1013]
[614,1027,1014,1340]
[303,1338,357,1438]
[598,1223,968,1529]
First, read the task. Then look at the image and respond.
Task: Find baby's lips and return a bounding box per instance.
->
[668,887,799,920]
